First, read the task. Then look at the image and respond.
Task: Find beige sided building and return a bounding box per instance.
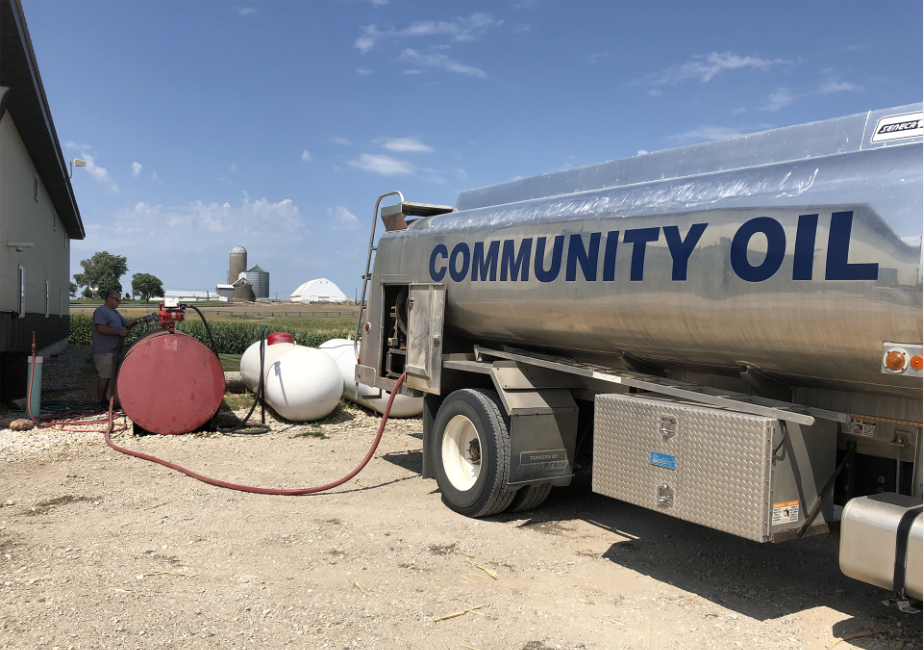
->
[0,0,85,395]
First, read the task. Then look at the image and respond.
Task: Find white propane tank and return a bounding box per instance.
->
[264,347,342,422]
[319,339,423,417]
[240,339,296,392]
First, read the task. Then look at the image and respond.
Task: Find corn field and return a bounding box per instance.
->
[69,314,353,354]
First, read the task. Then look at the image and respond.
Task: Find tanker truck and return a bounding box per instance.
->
[354,104,923,606]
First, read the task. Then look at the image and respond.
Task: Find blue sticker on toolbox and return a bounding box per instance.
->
[650,452,676,469]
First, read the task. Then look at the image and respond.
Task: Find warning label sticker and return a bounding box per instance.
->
[840,416,876,438]
[772,500,800,526]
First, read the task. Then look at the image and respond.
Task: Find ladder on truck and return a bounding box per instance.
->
[354,192,455,355]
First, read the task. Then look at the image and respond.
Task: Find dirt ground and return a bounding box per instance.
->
[1,403,920,650]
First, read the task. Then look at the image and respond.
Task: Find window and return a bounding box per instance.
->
[33,174,39,202]
[64,234,68,249]
[53,211,57,231]
[45,280,50,318]
[59,289,63,317]
[17,265,25,318]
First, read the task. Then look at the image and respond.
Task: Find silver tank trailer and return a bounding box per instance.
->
[367,104,923,398]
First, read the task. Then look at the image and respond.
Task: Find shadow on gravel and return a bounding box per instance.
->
[379,449,423,474]
[497,473,912,627]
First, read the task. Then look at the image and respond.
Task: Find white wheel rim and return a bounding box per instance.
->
[441,415,483,492]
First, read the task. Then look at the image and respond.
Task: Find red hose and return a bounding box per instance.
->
[104,372,408,495]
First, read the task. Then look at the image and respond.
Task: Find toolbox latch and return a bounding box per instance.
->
[659,416,677,438]
[657,484,674,507]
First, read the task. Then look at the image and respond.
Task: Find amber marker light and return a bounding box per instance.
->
[885,350,907,372]
[911,355,923,371]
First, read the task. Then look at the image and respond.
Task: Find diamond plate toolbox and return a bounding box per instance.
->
[593,394,774,542]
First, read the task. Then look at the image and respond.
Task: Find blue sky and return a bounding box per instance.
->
[24,0,922,300]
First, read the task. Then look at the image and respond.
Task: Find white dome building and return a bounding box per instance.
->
[290,278,348,304]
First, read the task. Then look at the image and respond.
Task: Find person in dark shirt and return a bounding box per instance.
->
[92,291,142,406]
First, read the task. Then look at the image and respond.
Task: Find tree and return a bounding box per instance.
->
[96,275,122,298]
[69,282,78,298]
[73,251,128,297]
[132,273,164,302]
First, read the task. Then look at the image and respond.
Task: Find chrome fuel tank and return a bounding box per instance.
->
[369,105,923,397]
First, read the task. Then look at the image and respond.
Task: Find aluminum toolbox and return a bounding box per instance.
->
[592,393,836,542]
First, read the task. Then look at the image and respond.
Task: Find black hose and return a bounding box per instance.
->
[217,325,271,435]
[185,304,219,357]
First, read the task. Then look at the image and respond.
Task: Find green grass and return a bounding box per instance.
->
[218,353,242,372]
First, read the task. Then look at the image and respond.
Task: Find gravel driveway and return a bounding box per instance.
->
[0,406,919,650]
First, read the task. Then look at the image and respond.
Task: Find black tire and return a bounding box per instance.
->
[507,483,553,513]
[433,389,516,518]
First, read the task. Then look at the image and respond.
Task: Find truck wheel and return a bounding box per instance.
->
[434,389,516,517]
[507,483,553,513]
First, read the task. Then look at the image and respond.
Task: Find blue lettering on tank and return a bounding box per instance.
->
[471,241,500,281]
[663,223,707,281]
[566,232,602,282]
[501,238,532,281]
[825,211,879,281]
[534,236,564,283]
[623,227,660,282]
[730,217,786,283]
[426,210,875,285]
[792,214,818,281]
[602,231,619,282]
[449,242,470,282]
[429,244,448,282]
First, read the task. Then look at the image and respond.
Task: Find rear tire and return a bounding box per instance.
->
[507,483,553,513]
[433,389,516,517]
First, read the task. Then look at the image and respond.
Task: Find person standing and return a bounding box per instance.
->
[92,290,142,406]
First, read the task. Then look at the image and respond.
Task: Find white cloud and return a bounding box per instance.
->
[230,163,238,173]
[131,162,142,177]
[404,69,422,75]
[354,25,383,54]
[654,51,790,85]
[331,137,351,146]
[151,172,160,183]
[513,24,534,34]
[216,177,232,185]
[760,87,797,112]
[648,89,662,97]
[356,68,372,75]
[732,107,748,115]
[328,206,360,230]
[667,125,749,145]
[237,7,256,16]
[399,49,486,78]
[64,143,118,192]
[819,79,863,93]
[455,167,470,182]
[355,13,502,53]
[637,150,649,156]
[115,197,304,240]
[301,150,312,162]
[348,153,413,176]
[377,137,434,153]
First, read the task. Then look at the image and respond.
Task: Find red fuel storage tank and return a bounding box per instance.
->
[117,330,225,435]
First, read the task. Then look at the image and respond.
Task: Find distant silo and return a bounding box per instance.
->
[228,246,247,285]
[245,264,270,299]
[232,277,255,302]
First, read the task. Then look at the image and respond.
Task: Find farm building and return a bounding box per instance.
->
[290,278,347,303]
[0,0,85,402]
